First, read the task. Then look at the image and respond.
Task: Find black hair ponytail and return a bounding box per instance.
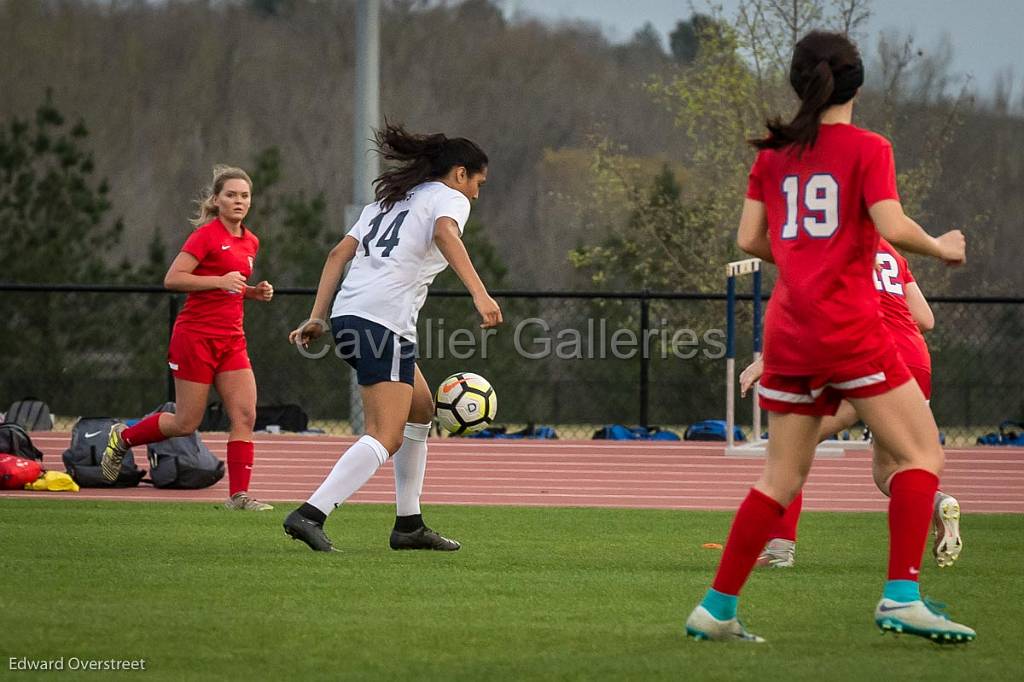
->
[751,31,864,151]
[373,122,488,210]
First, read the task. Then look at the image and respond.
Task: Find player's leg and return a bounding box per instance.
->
[687,410,820,642]
[757,400,861,568]
[389,364,460,551]
[285,380,412,551]
[216,368,272,511]
[905,365,962,567]
[871,442,960,567]
[104,331,219,481]
[285,319,414,551]
[850,380,975,642]
[101,375,210,482]
[817,400,859,441]
[871,414,962,567]
[303,380,412,512]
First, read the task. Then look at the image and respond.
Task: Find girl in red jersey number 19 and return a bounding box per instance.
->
[100,166,275,511]
[685,31,975,644]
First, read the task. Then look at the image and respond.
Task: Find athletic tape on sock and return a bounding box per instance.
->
[360,435,390,466]
[403,422,431,442]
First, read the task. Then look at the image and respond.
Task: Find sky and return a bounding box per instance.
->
[501,0,1022,97]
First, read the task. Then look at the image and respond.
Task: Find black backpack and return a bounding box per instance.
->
[146,402,225,489]
[0,423,45,461]
[62,418,145,487]
[255,404,309,432]
[5,398,54,431]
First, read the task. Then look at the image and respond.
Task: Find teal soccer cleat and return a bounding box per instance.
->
[875,598,976,644]
[685,605,765,643]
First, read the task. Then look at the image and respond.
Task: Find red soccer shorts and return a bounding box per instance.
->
[907,365,932,401]
[167,328,251,384]
[758,352,914,416]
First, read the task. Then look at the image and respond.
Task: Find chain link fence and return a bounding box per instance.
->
[0,284,1020,446]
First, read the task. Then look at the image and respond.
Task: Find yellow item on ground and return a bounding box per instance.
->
[25,471,80,492]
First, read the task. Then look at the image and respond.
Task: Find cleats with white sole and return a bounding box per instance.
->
[875,598,976,644]
[685,605,765,643]
[224,491,274,511]
[933,493,963,568]
[756,538,796,568]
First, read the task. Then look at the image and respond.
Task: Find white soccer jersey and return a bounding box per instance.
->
[331,181,470,342]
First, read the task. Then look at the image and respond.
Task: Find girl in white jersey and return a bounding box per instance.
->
[283,124,502,552]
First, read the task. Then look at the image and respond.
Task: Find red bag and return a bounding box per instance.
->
[0,454,43,490]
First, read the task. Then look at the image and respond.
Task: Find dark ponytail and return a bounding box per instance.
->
[751,31,864,151]
[372,122,488,210]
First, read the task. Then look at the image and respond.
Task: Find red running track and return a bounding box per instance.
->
[2,433,1023,513]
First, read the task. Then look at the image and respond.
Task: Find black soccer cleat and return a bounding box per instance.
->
[283,510,336,552]
[389,526,461,551]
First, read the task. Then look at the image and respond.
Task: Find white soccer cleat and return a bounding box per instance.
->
[685,605,765,643]
[756,538,796,568]
[874,598,976,644]
[933,493,963,568]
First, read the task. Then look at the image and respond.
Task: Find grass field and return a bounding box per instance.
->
[1,500,1020,681]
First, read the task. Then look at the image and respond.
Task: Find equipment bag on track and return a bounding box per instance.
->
[592,424,682,441]
[468,424,559,440]
[62,418,145,487]
[4,398,54,431]
[0,423,45,461]
[0,454,43,490]
[146,402,225,489]
[255,404,309,433]
[683,420,745,442]
[977,420,1024,447]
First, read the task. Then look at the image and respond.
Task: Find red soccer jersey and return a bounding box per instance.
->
[747,123,900,374]
[173,218,259,336]
[875,238,930,371]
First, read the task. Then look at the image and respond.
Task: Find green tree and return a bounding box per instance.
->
[570,161,726,291]
[669,13,718,64]
[0,91,124,283]
[246,146,331,288]
[574,0,975,294]
[433,220,508,291]
[0,93,170,415]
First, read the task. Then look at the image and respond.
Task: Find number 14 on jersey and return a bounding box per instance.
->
[363,210,409,257]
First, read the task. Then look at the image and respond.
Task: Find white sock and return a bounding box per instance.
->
[307,435,389,515]
[393,422,430,517]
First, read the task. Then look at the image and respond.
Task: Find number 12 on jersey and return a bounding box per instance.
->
[363,210,409,257]
[781,174,839,239]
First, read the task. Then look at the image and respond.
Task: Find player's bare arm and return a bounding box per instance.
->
[736,199,774,263]
[434,217,503,328]
[905,282,935,332]
[739,357,764,398]
[244,281,274,302]
[868,200,966,265]
[164,251,246,293]
[289,235,358,348]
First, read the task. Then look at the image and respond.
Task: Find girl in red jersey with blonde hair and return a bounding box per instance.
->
[685,31,975,643]
[100,166,275,511]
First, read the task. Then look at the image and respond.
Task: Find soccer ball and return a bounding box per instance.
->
[435,372,497,435]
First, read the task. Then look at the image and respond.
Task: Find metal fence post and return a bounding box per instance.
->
[167,295,179,403]
[640,291,650,428]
